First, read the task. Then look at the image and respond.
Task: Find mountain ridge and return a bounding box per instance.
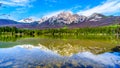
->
[0,12,120,29]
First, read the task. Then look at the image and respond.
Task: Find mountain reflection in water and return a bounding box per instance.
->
[0,44,120,68]
[0,35,119,68]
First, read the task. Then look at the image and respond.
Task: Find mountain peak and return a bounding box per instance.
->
[40,11,87,25]
[18,12,108,26]
[58,11,73,16]
[38,17,49,24]
[88,13,105,21]
[90,13,105,17]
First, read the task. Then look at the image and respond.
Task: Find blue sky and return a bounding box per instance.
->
[0,0,120,20]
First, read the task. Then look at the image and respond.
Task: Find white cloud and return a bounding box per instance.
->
[11,0,29,3]
[0,0,35,7]
[77,0,120,16]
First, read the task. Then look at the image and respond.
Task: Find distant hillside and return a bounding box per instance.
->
[0,19,18,25]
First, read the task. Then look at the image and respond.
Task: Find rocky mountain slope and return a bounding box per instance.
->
[0,12,120,29]
[38,12,120,28]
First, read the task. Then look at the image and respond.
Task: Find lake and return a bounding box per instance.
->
[0,35,120,68]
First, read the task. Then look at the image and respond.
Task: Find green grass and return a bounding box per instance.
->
[103,24,120,28]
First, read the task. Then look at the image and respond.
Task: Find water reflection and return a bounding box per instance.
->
[0,34,117,42]
[0,45,120,68]
[0,38,118,55]
[0,35,119,67]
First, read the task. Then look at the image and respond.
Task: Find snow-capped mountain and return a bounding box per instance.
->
[38,12,120,28]
[40,12,106,25]
[1,11,119,29]
[18,12,106,25]
[18,11,88,24]
[47,11,87,24]
[88,13,105,21]
[40,11,88,27]
[19,18,36,23]
[38,17,49,24]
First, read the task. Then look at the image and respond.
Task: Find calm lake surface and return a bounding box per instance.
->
[0,35,120,68]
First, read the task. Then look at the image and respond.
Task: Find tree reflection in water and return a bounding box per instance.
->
[0,34,119,67]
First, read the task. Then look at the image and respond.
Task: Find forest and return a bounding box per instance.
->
[0,25,119,36]
[0,25,119,42]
